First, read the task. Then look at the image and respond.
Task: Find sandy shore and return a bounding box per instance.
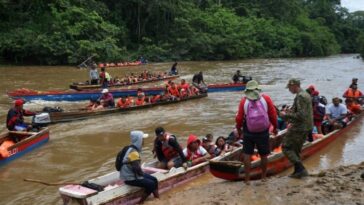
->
[146,162,364,205]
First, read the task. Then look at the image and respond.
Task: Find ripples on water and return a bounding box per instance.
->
[0,54,363,204]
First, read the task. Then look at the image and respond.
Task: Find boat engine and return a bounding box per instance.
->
[32,113,51,127]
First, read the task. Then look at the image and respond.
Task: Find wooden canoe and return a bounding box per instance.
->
[209,112,364,181]
[59,148,241,205]
[8,83,245,102]
[46,93,207,124]
[70,75,179,91]
[0,128,50,167]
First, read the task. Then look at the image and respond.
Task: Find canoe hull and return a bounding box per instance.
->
[0,128,50,167]
[209,113,364,181]
[59,149,240,205]
[8,83,245,102]
[48,93,207,123]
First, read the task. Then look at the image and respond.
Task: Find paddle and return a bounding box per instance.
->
[23,178,78,186]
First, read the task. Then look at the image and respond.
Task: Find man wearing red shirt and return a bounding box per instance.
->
[235,80,278,184]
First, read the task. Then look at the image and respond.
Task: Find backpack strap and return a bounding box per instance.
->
[243,95,268,114]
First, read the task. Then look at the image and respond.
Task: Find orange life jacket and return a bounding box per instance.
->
[346,88,361,98]
[135,98,145,106]
[161,135,180,160]
[169,87,180,97]
[117,99,131,108]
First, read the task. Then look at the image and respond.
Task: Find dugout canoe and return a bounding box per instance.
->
[0,128,50,167]
[8,83,245,102]
[209,112,364,181]
[70,75,179,91]
[43,93,207,124]
[59,148,241,205]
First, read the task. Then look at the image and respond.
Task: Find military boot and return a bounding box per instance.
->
[289,163,299,177]
[290,163,308,179]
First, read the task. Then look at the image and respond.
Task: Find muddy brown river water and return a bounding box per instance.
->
[0,54,363,204]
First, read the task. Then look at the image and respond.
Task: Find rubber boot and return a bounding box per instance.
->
[289,163,299,177]
[290,163,308,179]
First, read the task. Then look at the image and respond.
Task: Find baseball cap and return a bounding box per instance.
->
[286,78,300,88]
[155,127,165,136]
[14,99,24,106]
[101,89,109,94]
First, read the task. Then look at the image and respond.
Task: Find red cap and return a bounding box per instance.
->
[312,90,319,96]
[15,99,24,106]
[307,85,316,91]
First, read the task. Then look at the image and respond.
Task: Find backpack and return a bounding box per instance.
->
[243,96,270,133]
[115,145,138,171]
[319,96,327,105]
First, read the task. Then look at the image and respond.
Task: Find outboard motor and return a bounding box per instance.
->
[32,113,51,128]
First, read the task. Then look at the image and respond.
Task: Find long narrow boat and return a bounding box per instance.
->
[8,83,245,102]
[70,75,179,91]
[0,128,50,167]
[59,148,241,205]
[209,112,364,181]
[41,93,207,124]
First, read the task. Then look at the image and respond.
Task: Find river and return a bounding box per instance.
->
[0,54,363,204]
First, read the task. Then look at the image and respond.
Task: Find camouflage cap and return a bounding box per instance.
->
[286,78,300,88]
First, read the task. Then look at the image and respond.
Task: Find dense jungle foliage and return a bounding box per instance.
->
[0,0,364,65]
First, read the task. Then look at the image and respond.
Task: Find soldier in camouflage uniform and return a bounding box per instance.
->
[280,79,313,178]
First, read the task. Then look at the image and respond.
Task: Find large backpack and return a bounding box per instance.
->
[115,145,138,171]
[243,96,270,133]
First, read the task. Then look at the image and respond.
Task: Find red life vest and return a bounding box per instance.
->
[346,88,361,98]
[168,87,180,97]
[117,99,131,108]
[135,97,145,106]
[161,135,180,160]
[186,147,205,161]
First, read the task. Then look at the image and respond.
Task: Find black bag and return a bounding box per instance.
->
[81,181,104,192]
[115,145,138,171]
[42,106,63,113]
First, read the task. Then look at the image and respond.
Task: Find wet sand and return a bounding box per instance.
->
[146,162,364,205]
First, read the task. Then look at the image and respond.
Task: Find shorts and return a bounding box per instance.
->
[314,121,322,128]
[162,156,183,168]
[243,132,270,156]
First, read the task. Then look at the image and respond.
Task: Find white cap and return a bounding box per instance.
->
[102,89,109,94]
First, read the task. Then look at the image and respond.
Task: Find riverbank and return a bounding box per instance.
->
[146,161,364,205]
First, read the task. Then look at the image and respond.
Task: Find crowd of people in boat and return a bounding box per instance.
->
[97,56,148,68]
[86,79,203,111]
[84,65,177,87]
[116,77,363,203]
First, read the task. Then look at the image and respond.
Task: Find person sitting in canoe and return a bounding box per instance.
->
[168,82,180,98]
[214,136,233,156]
[323,97,348,133]
[137,88,145,97]
[116,97,132,108]
[150,94,162,104]
[312,96,326,135]
[179,79,191,97]
[98,89,115,108]
[189,85,201,96]
[226,128,243,147]
[345,98,361,115]
[343,83,363,105]
[6,99,36,131]
[232,70,247,84]
[135,93,146,106]
[153,127,187,169]
[183,134,210,167]
[118,131,159,204]
[201,134,216,157]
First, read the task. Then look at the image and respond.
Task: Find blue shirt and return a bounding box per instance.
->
[90,69,99,80]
